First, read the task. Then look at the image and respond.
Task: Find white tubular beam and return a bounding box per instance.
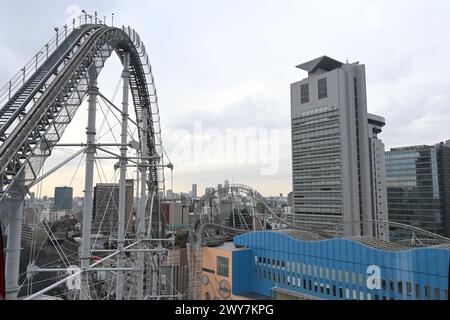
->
[136,107,149,300]
[4,172,25,300]
[30,147,87,188]
[80,68,98,300]
[116,52,130,300]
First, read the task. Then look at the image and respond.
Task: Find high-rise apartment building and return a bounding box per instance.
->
[290,56,388,238]
[92,180,134,234]
[54,186,73,211]
[386,141,450,237]
[192,184,198,198]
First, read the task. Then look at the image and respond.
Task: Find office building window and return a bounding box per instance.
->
[332,269,336,281]
[216,256,229,277]
[425,286,430,300]
[318,78,328,99]
[434,288,440,300]
[301,83,309,104]
[389,280,395,292]
[415,284,421,299]
[339,287,343,298]
[406,282,412,296]
[398,281,403,294]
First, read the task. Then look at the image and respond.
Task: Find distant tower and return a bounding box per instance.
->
[224,179,230,188]
[54,187,73,211]
[192,184,198,198]
[92,180,134,234]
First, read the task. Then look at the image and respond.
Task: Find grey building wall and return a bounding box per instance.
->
[92,179,134,234]
[290,56,388,238]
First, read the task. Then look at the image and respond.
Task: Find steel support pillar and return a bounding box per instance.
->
[4,171,25,300]
[80,68,98,300]
[116,52,130,300]
[135,107,149,300]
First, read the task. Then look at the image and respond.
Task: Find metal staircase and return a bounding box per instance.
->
[0,26,96,139]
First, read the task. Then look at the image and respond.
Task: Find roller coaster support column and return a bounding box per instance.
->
[116,52,130,300]
[135,107,149,300]
[4,171,25,300]
[80,67,98,300]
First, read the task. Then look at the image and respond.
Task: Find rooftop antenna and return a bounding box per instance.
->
[346,58,349,64]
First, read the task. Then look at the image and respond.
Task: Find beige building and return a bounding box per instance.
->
[199,242,264,300]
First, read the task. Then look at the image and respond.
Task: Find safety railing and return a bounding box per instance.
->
[0,12,108,109]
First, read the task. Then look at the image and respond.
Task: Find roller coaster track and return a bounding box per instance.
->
[0,21,163,214]
[0,17,168,300]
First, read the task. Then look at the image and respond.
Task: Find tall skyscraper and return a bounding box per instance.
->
[54,186,73,211]
[386,141,450,237]
[437,140,450,237]
[192,184,198,198]
[92,180,134,234]
[290,56,388,238]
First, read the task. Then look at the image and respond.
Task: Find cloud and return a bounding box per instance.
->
[1,0,450,197]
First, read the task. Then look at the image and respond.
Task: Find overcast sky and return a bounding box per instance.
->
[1,0,449,197]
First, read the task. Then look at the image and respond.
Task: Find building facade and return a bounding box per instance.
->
[192,184,198,198]
[386,142,450,237]
[54,186,73,211]
[290,56,388,238]
[230,231,449,300]
[92,180,134,234]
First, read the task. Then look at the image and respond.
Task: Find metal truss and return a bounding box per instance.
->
[0,15,167,300]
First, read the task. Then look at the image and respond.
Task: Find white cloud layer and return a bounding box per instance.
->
[0,0,449,196]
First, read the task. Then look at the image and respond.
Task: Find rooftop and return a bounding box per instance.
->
[296,56,344,75]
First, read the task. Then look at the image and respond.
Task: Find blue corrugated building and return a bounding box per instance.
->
[230,230,449,300]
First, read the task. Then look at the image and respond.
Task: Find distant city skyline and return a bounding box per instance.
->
[1,1,450,197]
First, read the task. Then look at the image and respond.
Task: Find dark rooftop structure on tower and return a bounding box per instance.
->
[296,56,344,75]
